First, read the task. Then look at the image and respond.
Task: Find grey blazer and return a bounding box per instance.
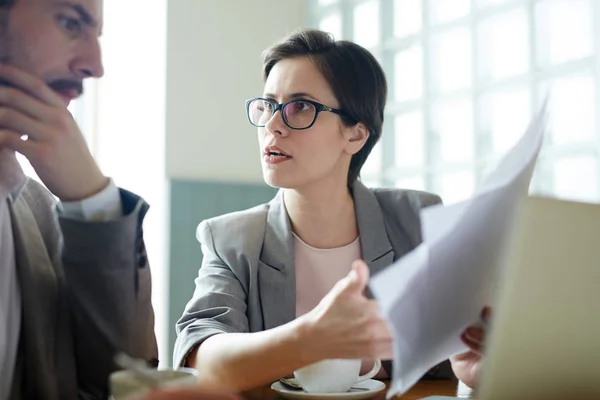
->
[8,179,158,400]
[173,180,453,372]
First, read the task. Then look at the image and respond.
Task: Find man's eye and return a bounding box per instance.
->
[59,16,83,35]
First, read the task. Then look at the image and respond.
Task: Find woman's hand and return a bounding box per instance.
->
[300,260,394,362]
[450,306,492,389]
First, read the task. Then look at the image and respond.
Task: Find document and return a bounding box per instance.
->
[370,102,548,397]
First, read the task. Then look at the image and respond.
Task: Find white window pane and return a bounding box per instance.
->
[394,0,422,38]
[528,161,546,196]
[430,0,470,24]
[68,99,80,120]
[69,82,96,144]
[396,176,426,191]
[433,98,474,163]
[535,0,593,67]
[553,156,599,203]
[318,0,338,5]
[477,8,529,81]
[16,154,41,183]
[480,87,531,154]
[353,0,380,48]
[360,177,382,188]
[395,111,424,168]
[477,0,520,8]
[371,50,383,65]
[319,12,342,40]
[362,141,383,175]
[394,45,423,102]
[430,27,472,94]
[477,158,500,187]
[541,74,595,145]
[441,171,474,204]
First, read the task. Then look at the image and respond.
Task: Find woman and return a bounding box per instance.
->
[173,29,485,393]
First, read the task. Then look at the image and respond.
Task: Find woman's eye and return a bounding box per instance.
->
[295,101,311,111]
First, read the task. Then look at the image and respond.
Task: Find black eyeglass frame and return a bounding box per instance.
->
[245,97,356,130]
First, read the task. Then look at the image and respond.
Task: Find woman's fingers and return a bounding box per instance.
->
[464,326,485,344]
[481,306,492,323]
[460,330,483,356]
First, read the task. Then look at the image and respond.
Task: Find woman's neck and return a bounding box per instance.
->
[283,180,358,249]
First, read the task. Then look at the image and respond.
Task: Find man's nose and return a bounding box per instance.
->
[71,38,104,79]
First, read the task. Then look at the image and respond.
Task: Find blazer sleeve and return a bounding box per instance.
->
[414,190,443,208]
[58,189,158,399]
[172,219,250,368]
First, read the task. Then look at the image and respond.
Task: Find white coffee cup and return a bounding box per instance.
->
[109,368,199,400]
[294,359,381,393]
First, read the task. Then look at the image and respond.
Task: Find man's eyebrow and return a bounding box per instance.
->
[57,2,98,27]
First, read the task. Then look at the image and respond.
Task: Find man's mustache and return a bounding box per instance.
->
[0,78,84,98]
[48,80,84,96]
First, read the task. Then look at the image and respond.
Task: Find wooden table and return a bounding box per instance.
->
[242,380,458,400]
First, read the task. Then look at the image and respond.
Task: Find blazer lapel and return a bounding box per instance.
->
[352,181,395,278]
[258,190,296,330]
[9,193,58,399]
[257,183,398,327]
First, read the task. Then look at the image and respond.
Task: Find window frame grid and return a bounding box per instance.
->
[311,0,599,202]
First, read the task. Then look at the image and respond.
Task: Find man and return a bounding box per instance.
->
[0,0,157,399]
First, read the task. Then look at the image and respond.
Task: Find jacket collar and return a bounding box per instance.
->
[258,181,395,329]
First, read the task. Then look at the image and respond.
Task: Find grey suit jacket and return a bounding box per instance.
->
[174,181,453,379]
[8,179,158,400]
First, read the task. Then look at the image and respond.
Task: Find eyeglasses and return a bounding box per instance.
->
[245,97,354,130]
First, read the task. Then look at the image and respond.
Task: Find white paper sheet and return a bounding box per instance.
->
[370,101,548,397]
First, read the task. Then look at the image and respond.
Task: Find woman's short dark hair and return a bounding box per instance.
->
[262,29,387,186]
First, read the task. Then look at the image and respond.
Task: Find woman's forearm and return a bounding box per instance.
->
[189,316,318,392]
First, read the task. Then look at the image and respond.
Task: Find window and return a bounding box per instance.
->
[312,0,600,204]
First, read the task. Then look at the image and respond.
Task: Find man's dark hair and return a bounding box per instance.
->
[0,0,14,37]
[262,29,388,186]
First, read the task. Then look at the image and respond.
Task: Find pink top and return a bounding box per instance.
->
[293,232,389,378]
[294,233,362,317]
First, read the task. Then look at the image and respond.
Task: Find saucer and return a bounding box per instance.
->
[270,379,386,400]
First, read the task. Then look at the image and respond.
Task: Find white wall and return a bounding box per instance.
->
[93,0,169,365]
[166,0,309,183]
[85,0,308,367]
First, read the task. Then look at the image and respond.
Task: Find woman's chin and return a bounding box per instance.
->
[262,172,298,190]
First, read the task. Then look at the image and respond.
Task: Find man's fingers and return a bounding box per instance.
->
[0,86,53,122]
[0,129,36,157]
[135,387,240,400]
[0,63,63,107]
[0,107,48,141]
[133,390,238,400]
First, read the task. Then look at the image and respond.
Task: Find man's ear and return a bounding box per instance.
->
[344,122,369,155]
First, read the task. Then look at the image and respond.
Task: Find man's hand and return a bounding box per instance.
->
[0,64,107,201]
[132,387,239,400]
[450,306,492,389]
